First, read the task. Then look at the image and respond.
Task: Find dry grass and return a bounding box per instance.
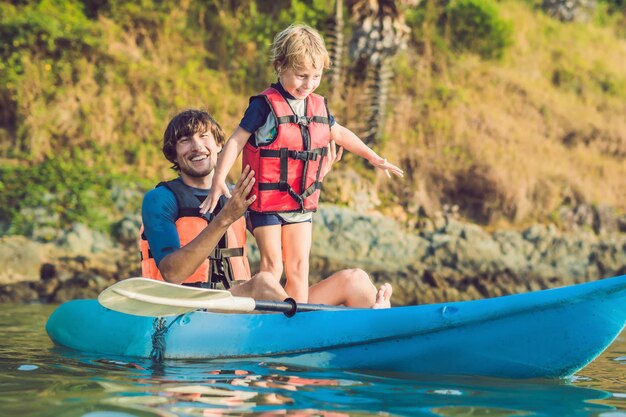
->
[372,1,626,227]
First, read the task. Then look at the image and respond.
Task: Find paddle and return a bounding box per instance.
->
[98,277,345,317]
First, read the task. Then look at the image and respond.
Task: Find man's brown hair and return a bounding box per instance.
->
[162,109,225,171]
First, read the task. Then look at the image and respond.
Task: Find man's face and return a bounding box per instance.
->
[175,129,221,179]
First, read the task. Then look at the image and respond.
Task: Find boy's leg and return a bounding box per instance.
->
[253,224,284,281]
[281,222,312,303]
[308,268,392,308]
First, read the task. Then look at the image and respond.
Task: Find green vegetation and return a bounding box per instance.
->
[0,151,118,235]
[447,0,513,59]
[1,0,625,239]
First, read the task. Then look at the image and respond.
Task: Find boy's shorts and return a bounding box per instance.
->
[246,210,313,233]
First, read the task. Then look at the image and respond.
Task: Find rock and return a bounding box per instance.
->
[492,231,532,273]
[311,204,430,274]
[32,226,63,243]
[59,223,113,254]
[111,215,142,247]
[320,169,381,213]
[40,263,57,281]
[593,204,619,235]
[522,224,552,243]
[0,203,624,306]
[0,282,39,303]
[0,236,50,285]
[52,274,114,303]
[558,204,594,232]
[542,0,597,22]
[31,277,60,302]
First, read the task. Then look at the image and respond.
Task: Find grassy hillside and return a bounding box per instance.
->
[374,0,626,229]
[1,0,624,238]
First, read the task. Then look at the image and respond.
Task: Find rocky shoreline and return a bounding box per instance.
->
[1,204,625,305]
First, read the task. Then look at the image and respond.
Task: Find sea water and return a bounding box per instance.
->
[1,304,625,417]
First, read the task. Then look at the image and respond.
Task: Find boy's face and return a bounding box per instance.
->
[175,129,222,179]
[279,64,323,100]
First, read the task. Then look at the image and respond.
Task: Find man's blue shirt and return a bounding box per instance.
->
[141,182,209,267]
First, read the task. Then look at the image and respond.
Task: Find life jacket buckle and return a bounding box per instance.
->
[291,150,314,161]
[296,116,310,126]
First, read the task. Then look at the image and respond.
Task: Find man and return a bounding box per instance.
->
[141,109,392,308]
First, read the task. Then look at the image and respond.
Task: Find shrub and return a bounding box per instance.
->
[0,152,138,237]
[446,0,513,59]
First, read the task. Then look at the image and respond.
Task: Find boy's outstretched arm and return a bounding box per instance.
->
[200,126,251,214]
[330,123,404,178]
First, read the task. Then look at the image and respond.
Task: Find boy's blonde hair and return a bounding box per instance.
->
[270,24,331,73]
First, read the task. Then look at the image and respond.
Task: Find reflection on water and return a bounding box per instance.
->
[1,304,625,417]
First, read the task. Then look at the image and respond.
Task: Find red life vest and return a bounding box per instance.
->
[242,87,331,213]
[139,179,250,288]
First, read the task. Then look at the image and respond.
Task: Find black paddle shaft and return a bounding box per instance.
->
[254,298,347,317]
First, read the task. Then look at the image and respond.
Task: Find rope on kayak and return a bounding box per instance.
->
[150,316,183,363]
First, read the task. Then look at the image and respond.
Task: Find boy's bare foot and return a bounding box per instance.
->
[372,283,392,309]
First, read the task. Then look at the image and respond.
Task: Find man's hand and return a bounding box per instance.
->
[217,165,256,224]
[321,140,344,178]
[156,167,255,284]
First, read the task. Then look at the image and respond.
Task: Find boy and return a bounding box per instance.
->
[201,24,402,302]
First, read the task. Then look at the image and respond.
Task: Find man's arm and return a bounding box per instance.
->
[157,166,256,284]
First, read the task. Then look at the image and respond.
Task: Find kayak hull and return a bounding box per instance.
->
[46,275,626,378]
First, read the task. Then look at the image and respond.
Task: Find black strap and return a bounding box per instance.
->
[178,207,202,217]
[310,145,328,195]
[140,248,154,261]
[209,247,244,260]
[279,148,289,191]
[300,181,323,199]
[257,145,327,208]
[260,147,326,161]
[258,181,322,193]
[276,115,330,126]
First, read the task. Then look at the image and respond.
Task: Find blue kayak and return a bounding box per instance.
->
[46,275,626,378]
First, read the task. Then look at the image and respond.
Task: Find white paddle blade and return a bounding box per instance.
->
[98,291,197,317]
[98,277,256,317]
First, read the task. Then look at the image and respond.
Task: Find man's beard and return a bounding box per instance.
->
[180,165,213,178]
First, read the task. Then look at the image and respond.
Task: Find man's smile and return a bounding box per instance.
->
[189,154,208,162]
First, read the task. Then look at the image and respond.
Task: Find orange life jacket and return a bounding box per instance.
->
[139,179,250,288]
[242,87,331,213]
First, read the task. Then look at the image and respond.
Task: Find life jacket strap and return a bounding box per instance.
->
[260,147,325,161]
[140,248,154,261]
[209,247,244,260]
[182,281,228,290]
[257,146,327,208]
[276,115,330,126]
[257,178,322,197]
[300,181,323,199]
